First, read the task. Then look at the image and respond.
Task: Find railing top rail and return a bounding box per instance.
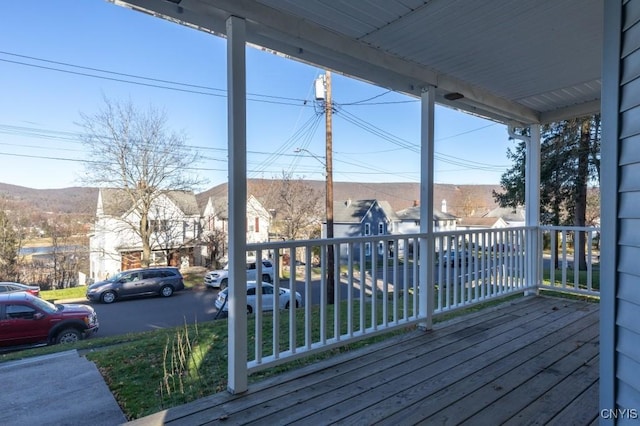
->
[247,232,431,250]
[540,225,600,232]
[248,226,539,250]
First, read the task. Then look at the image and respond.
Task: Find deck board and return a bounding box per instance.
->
[127,296,600,426]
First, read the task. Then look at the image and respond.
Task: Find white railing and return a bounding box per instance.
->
[241,226,537,373]
[538,226,600,297]
[246,233,427,373]
[432,227,530,314]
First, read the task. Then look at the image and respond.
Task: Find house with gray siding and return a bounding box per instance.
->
[328,199,398,259]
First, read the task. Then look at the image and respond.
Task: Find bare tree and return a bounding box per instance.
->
[44,214,89,289]
[265,172,323,240]
[79,97,204,267]
[0,209,18,281]
[456,187,484,217]
[202,228,227,269]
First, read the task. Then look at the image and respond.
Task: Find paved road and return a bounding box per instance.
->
[88,288,220,337]
[76,265,489,338]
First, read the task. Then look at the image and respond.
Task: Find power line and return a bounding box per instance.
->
[340,90,393,105]
[0,58,309,108]
[334,104,509,171]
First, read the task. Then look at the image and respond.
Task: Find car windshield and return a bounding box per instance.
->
[105,272,123,283]
[29,296,58,314]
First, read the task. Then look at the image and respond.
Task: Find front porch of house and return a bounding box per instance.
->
[129,294,599,425]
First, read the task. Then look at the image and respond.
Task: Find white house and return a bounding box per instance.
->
[200,194,271,262]
[457,216,508,231]
[482,207,526,227]
[395,206,458,234]
[394,205,458,255]
[89,188,201,281]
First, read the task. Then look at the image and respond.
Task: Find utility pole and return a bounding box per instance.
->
[325,71,335,305]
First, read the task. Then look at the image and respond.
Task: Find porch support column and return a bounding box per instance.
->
[525,124,541,293]
[419,86,435,330]
[226,15,248,395]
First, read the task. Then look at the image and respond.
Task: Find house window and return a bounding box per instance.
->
[378,242,385,255]
[255,217,260,233]
[150,220,169,232]
[365,242,371,255]
[364,223,371,236]
[388,222,394,233]
[378,222,384,234]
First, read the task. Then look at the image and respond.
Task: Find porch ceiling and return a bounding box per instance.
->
[112,0,603,126]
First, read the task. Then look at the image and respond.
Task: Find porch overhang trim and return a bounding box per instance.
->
[111,0,543,126]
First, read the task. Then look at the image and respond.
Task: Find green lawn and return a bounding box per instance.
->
[542,264,600,291]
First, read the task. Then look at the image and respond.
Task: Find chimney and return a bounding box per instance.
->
[441,199,447,213]
[413,200,419,207]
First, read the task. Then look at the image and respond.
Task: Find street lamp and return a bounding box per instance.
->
[294,147,326,168]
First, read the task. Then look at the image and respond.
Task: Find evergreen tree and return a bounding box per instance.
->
[494,115,600,270]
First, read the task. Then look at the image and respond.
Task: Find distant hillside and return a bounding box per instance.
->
[0,183,98,214]
[198,179,503,217]
[0,180,503,218]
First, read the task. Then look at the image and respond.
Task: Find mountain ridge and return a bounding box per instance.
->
[0,180,503,218]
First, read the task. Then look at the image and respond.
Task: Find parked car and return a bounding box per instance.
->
[0,282,40,297]
[204,259,274,290]
[215,281,302,314]
[86,267,184,304]
[441,249,471,267]
[0,292,99,348]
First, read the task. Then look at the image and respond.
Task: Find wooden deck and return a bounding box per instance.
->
[129,296,600,425]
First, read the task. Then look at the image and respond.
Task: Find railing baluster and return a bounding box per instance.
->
[320,245,326,344]
[347,242,354,337]
[334,243,340,342]
[359,240,366,332]
[305,247,312,349]
[382,239,388,327]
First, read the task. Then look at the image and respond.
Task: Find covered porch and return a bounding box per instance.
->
[107,0,626,423]
[129,295,599,425]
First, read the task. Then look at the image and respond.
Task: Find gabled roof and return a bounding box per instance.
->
[203,194,269,220]
[458,217,507,229]
[98,188,200,217]
[396,206,458,222]
[333,199,398,223]
[333,199,375,223]
[483,207,525,223]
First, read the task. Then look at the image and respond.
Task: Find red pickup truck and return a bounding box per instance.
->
[0,292,99,348]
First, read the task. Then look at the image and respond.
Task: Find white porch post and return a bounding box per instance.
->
[419,86,435,330]
[226,15,248,395]
[525,124,541,293]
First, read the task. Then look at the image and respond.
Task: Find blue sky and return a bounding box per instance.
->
[0,0,515,190]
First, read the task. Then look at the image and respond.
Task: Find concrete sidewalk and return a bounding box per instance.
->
[0,350,126,426]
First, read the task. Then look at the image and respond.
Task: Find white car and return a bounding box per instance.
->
[204,259,274,289]
[215,281,302,314]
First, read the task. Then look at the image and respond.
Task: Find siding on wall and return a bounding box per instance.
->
[616,0,640,410]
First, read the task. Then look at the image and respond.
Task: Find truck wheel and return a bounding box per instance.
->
[220,279,228,290]
[56,328,81,344]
